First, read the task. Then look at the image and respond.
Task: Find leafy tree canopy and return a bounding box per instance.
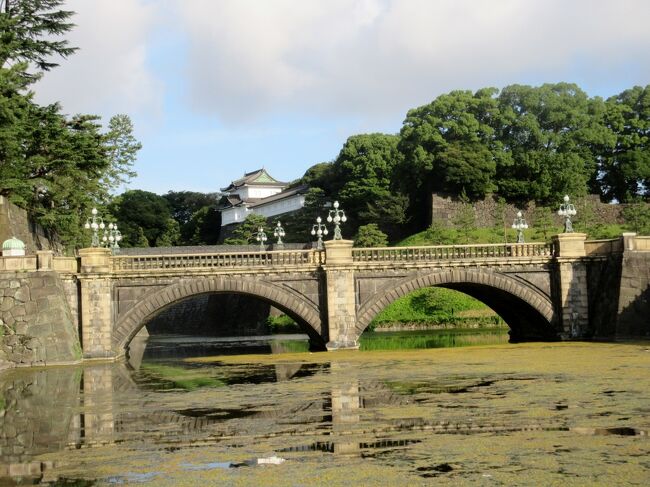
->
[0,0,77,77]
[108,190,172,247]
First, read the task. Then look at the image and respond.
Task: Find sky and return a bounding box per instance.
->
[33,0,650,195]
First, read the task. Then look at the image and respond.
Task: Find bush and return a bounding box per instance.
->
[354,224,388,247]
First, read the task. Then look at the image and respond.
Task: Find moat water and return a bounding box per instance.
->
[1,334,649,486]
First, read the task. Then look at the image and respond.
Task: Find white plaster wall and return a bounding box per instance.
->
[248,186,283,199]
[253,195,305,219]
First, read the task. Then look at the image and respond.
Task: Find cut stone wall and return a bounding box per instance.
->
[0,196,61,254]
[145,294,272,336]
[586,255,623,338]
[0,271,81,369]
[431,193,626,228]
[616,251,650,337]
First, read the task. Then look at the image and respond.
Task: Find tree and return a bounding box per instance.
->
[108,190,172,247]
[0,0,77,77]
[398,88,501,230]
[622,202,650,235]
[599,86,650,202]
[164,191,221,226]
[223,213,268,245]
[155,218,180,247]
[452,200,476,244]
[101,114,140,194]
[281,187,330,244]
[495,83,612,203]
[331,133,407,239]
[354,224,388,247]
[0,1,143,251]
[183,205,221,245]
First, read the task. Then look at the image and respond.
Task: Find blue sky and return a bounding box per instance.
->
[34,0,650,195]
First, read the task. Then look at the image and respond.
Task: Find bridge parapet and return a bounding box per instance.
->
[110,249,325,272]
[352,242,553,264]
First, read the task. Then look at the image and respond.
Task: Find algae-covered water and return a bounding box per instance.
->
[1,339,649,486]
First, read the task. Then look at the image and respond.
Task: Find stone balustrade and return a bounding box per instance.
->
[110,249,324,272]
[352,242,553,263]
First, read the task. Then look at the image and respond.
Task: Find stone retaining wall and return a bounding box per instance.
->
[0,271,81,369]
[0,196,60,254]
[616,250,650,337]
[431,193,626,228]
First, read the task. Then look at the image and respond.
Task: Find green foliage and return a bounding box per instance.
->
[398,88,501,228]
[280,187,329,244]
[101,114,140,194]
[531,206,555,241]
[108,190,172,247]
[0,2,142,251]
[599,86,650,202]
[452,201,476,243]
[371,287,498,327]
[183,205,221,244]
[622,202,650,235]
[155,218,180,247]
[164,191,221,226]
[354,223,388,247]
[266,314,301,333]
[223,213,268,245]
[0,0,77,76]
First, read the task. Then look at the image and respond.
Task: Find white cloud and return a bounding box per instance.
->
[33,0,162,123]
[174,0,650,123]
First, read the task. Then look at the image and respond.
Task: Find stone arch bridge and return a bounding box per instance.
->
[43,231,639,360]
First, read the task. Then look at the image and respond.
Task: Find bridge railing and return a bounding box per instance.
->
[352,242,553,263]
[110,249,324,272]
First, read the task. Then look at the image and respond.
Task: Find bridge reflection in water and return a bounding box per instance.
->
[1,341,649,484]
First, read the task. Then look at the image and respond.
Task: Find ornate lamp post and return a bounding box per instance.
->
[102,223,123,253]
[311,216,328,250]
[83,208,104,247]
[557,195,577,233]
[511,211,529,244]
[273,221,285,247]
[255,226,268,251]
[326,201,347,240]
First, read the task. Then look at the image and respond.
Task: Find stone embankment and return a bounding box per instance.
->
[0,271,81,369]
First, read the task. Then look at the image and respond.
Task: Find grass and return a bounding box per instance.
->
[369,287,504,330]
[267,314,302,333]
[139,363,226,391]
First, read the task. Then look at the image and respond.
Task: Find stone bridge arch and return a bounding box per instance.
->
[356,268,557,340]
[113,276,323,353]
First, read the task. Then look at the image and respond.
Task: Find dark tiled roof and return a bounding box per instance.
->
[221,168,287,192]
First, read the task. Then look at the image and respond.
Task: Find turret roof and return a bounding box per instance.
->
[221,168,287,192]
